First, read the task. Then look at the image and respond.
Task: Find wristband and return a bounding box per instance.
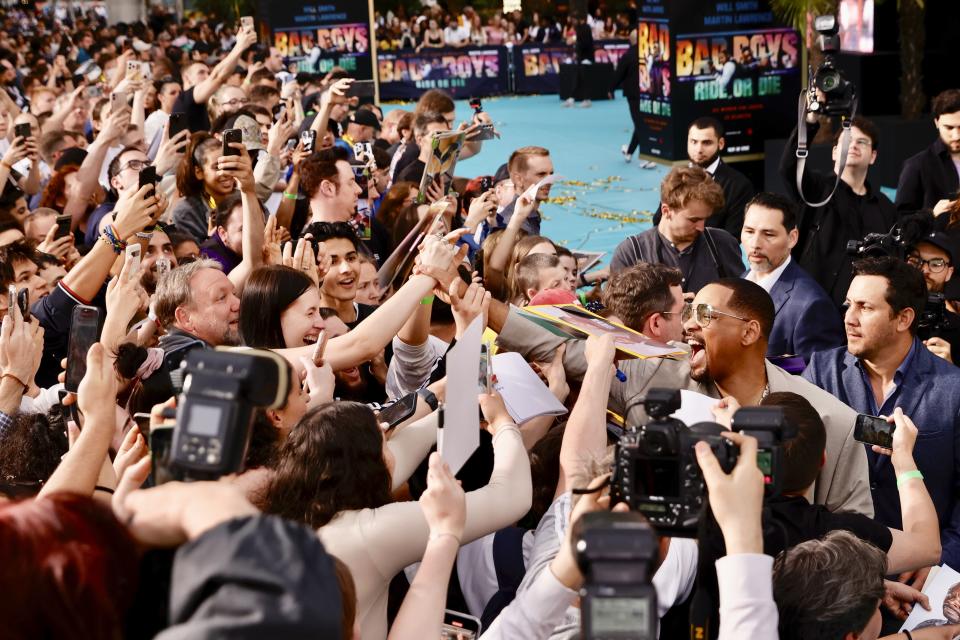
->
[428,531,461,545]
[94,485,115,495]
[904,630,914,640]
[420,295,435,305]
[896,470,924,488]
[1,371,28,390]
[100,224,127,254]
[283,192,298,200]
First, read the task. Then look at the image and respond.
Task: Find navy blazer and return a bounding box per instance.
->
[803,339,960,568]
[752,259,845,362]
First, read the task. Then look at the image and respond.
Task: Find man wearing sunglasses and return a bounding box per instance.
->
[490,276,873,517]
[906,231,960,364]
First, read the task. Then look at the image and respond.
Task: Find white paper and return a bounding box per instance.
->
[521,174,562,202]
[901,564,960,632]
[491,352,568,424]
[438,316,482,474]
[671,390,719,426]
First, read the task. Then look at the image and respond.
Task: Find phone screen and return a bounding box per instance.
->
[854,414,895,449]
[442,610,481,639]
[14,123,31,139]
[301,130,316,153]
[65,305,102,392]
[478,344,491,392]
[378,392,418,429]
[55,214,72,239]
[347,79,375,98]
[17,289,29,321]
[138,165,157,189]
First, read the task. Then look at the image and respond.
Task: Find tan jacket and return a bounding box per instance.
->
[497,308,874,517]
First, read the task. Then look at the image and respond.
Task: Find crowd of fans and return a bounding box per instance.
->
[375,4,636,51]
[2,2,960,639]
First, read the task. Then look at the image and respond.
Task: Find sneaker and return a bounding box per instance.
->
[621,145,631,162]
[640,160,657,169]
[578,99,592,108]
[562,98,575,108]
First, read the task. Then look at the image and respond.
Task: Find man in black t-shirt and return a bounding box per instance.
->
[692,391,940,639]
[172,26,258,133]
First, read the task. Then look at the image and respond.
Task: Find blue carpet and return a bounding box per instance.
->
[384,95,667,260]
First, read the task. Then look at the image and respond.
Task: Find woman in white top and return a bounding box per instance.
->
[259,395,532,639]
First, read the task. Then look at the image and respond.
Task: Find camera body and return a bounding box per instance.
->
[731,406,794,495]
[808,15,856,118]
[576,511,658,640]
[918,293,960,340]
[166,348,289,482]
[610,389,737,537]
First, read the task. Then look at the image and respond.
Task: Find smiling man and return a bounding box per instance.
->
[611,165,742,293]
[303,221,375,329]
[740,192,844,361]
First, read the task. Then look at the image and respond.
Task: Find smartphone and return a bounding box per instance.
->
[479,176,493,192]
[125,243,141,274]
[156,257,171,279]
[273,102,286,120]
[85,84,103,99]
[132,412,152,434]
[125,59,141,81]
[442,610,481,639]
[64,305,102,393]
[168,112,187,139]
[17,289,29,321]
[14,123,31,139]
[222,128,242,156]
[285,138,297,152]
[311,329,328,366]
[149,424,175,486]
[472,123,496,141]
[378,392,418,429]
[347,79,375,98]
[301,129,316,153]
[478,343,491,393]
[55,214,72,239]
[240,16,254,30]
[138,165,157,190]
[110,91,128,113]
[853,413,895,449]
[140,61,152,80]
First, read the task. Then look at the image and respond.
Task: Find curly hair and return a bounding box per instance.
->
[660,165,725,213]
[256,401,393,528]
[0,410,69,498]
[37,166,80,211]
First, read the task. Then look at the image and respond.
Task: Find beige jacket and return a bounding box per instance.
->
[497,308,873,517]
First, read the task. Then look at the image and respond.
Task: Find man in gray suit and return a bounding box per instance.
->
[488,277,873,516]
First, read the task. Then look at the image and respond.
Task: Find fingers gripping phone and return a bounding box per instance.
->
[854,414,895,449]
[55,214,73,239]
[64,305,102,393]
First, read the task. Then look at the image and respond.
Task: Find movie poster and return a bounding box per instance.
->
[259,2,374,78]
[377,47,507,100]
[515,41,630,94]
[634,18,673,157]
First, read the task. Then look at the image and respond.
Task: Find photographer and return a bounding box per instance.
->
[781,113,897,311]
[906,231,960,364]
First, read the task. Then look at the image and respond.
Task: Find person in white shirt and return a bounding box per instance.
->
[741,192,844,362]
[144,77,181,147]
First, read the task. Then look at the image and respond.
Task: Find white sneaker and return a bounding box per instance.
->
[578,99,592,108]
[562,98,575,108]
[621,145,631,162]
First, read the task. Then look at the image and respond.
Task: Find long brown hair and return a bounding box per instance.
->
[257,402,393,528]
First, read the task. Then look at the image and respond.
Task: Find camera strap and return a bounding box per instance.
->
[794,90,858,208]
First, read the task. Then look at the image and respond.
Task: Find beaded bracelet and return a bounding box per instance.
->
[101,224,127,254]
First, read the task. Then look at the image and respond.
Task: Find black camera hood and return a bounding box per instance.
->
[183,347,290,409]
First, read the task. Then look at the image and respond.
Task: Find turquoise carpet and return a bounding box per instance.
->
[384,95,667,260]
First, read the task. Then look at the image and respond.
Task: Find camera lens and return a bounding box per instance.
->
[817,70,840,93]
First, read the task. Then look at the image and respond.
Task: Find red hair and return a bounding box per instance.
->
[0,493,139,639]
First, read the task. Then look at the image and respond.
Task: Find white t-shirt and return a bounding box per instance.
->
[144,109,170,149]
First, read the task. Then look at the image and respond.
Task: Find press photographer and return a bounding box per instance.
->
[906,231,960,364]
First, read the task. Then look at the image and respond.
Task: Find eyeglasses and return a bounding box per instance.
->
[907,254,951,273]
[120,159,152,173]
[220,97,250,108]
[660,302,690,318]
[681,302,750,328]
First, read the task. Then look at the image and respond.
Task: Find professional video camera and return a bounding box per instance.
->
[575,511,658,640]
[846,212,934,260]
[918,293,960,340]
[806,15,856,118]
[154,348,291,483]
[610,389,791,536]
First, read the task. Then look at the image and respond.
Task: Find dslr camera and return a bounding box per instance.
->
[610,388,791,536]
[807,15,856,118]
[576,511,658,640]
[159,348,290,482]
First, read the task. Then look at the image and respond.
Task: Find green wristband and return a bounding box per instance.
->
[420,295,435,305]
[896,470,924,488]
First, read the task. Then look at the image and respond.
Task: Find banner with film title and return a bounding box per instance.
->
[513,40,632,94]
[377,47,508,101]
[259,1,374,78]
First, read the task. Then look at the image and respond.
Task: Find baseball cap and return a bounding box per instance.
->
[349,109,381,130]
[914,231,957,264]
[493,163,511,185]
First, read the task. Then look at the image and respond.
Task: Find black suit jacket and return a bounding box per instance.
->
[651,159,755,237]
[895,138,960,215]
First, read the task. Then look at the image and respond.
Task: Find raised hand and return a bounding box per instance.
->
[420,452,466,542]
